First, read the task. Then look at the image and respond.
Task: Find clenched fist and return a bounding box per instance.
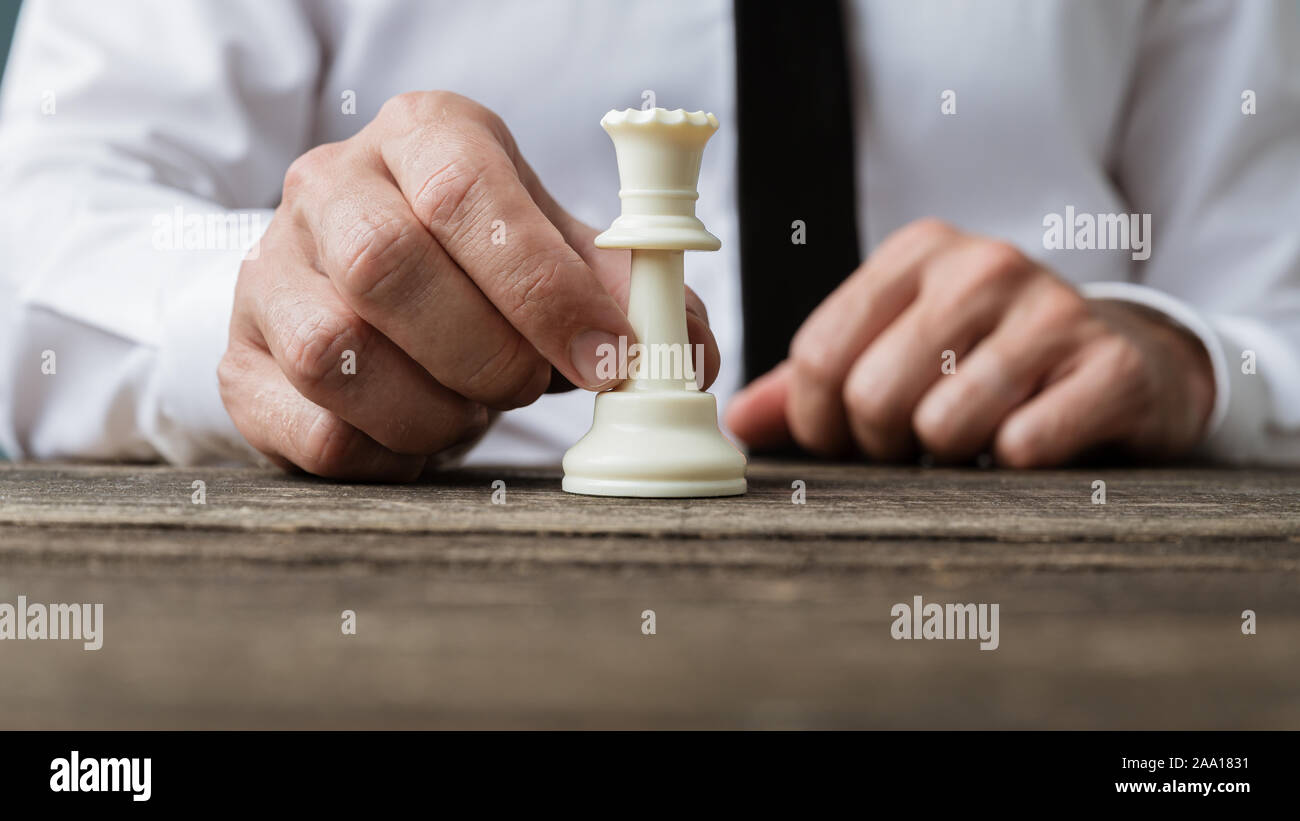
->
[726,219,1215,466]
[220,91,719,480]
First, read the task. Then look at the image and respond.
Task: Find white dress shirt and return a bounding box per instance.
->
[2,0,1298,466]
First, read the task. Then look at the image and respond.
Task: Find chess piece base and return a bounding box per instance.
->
[562,390,747,498]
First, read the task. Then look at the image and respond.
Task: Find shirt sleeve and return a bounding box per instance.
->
[1096,0,1300,466]
[0,0,320,464]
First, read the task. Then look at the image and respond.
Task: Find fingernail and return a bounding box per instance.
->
[569,329,623,389]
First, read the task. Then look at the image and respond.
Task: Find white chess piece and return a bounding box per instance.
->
[562,108,747,497]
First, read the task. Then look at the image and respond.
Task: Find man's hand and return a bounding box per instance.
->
[219,91,719,480]
[726,219,1215,467]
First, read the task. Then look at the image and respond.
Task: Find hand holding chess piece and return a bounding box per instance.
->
[563,108,747,497]
[218,89,728,482]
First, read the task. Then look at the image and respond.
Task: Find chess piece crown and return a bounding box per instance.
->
[594,108,721,251]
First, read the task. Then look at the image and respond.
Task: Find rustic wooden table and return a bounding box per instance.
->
[0,460,1296,729]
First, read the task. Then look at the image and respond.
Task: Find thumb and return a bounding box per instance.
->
[724,361,794,451]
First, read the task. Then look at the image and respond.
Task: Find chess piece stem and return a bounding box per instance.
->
[618,249,697,392]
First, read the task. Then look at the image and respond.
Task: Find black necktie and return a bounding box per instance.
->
[735,0,861,385]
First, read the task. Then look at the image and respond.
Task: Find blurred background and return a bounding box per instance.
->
[0,2,17,83]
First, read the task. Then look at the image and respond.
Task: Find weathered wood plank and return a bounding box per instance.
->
[0,563,1294,729]
[1,462,1295,729]
[2,526,1298,574]
[1,462,1297,543]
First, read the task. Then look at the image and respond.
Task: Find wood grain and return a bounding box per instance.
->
[2,462,1297,545]
[0,461,1296,729]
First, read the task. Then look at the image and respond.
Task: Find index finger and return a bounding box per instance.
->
[377,93,634,390]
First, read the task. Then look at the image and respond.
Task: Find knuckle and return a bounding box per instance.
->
[380,90,435,124]
[300,410,361,477]
[335,214,425,301]
[462,335,550,408]
[913,395,963,457]
[1035,286,1091,329]
[282,142,342,202]
[900,217,958,245]
[791,427,841,459]
[995,437,1037,469]
[421,90,509,143]
[282,312,369,393]
[504,252,570,322]
[995,422,1042,469]
[233,252,266,291]
[384,89,470,119]
[842,377,895,432]
[788,329,840,389]
[412,153,488,230]
[922,239,1030,311]
[216,349,247,404]
[381,90,504,150]
[965,240,1029,288]
[1100,335,1146,384]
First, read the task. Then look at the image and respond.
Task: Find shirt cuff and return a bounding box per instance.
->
[152,210,271,465]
